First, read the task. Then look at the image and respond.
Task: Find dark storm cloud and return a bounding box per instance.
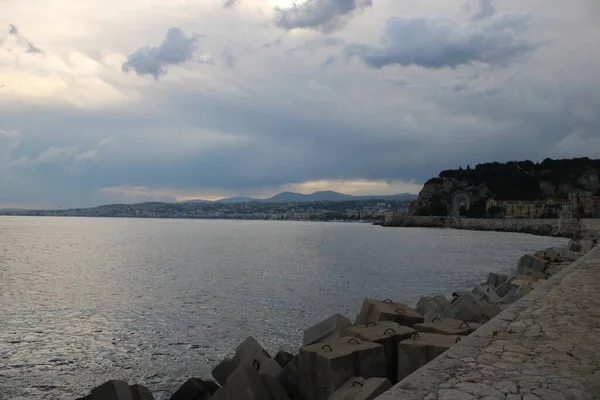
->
[122,28,200,79]
[273,0,373,33]
[7,24,44,54]
[345,13,536,69]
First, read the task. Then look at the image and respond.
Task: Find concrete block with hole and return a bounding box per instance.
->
[343,321,416,384]
[298,336,386,400]
[303,314,353,346]
[212,337,281,386]
[355,298,424,327]
[397,332,462,381]
[413,318,482,336]
[329,377,392,400]
[536,246,565,262]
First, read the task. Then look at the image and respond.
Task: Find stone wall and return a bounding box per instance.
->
[384,216,560,237]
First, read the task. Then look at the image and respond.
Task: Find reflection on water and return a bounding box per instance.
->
[0,217,565,399]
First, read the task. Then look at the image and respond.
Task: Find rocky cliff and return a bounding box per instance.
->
[412,158,600,217]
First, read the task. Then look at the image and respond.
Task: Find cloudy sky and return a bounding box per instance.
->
[1,0,599,208]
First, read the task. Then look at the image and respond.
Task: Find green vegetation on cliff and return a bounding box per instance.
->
[415,157,600,217]
[437,158,600,200]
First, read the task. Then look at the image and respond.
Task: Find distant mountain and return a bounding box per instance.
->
[181,199,211,204]
[216,196,260,204]
[181,191,417,204]
[261,191,417,203]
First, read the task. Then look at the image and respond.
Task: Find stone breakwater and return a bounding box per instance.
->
[383,217,562,237]
[75,239,597,400]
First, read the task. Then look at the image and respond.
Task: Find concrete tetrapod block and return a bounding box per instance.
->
[274,350,295,368]
[169,378,217,400]
[495,275,517,298]
[563,250,582,262]
[212,358,239,386]
[234,337,282,378]
[580,239,594,252]
[567,240,582,253]
[212,337,282,386]
[261,375,292,400]
[536,246,565,262]
[485,273,508,288]
[355,299,424,327]
[516,254,550,280]
[415,295,450,322]
[546,262,570,277]
[298,336,386,400]
[217,365,272,400]
[343,321,416,384]
[413,318,482,336]
[329,377,392,400]
[438,292,500,323]
[303,314,353,346]
[500,280,535,305]
[397,332,462,382]
[472,284,502,304]
[90,380,134,400]
[277,357,300,399]
[130,385,155,400]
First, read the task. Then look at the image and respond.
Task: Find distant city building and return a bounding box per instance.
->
[568,191,600,217]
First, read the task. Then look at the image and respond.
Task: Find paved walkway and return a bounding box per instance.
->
[378,246,600,400]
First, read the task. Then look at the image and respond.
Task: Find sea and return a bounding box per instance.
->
[0,216,566,399]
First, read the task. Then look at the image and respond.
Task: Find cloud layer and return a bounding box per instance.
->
[1,0,599,208]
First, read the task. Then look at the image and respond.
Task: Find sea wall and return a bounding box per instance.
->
[74,238,597,400]
[384,216,561,237]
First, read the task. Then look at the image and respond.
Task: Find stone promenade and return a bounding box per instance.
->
[377,246,600,400]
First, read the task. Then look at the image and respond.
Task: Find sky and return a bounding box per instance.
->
[1,0,599,208]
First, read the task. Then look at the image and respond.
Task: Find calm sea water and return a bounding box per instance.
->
[0,217,566,399]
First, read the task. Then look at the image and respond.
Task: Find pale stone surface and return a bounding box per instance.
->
[377,246,600,400]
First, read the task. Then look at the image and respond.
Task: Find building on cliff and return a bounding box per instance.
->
[485,199,570,219]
